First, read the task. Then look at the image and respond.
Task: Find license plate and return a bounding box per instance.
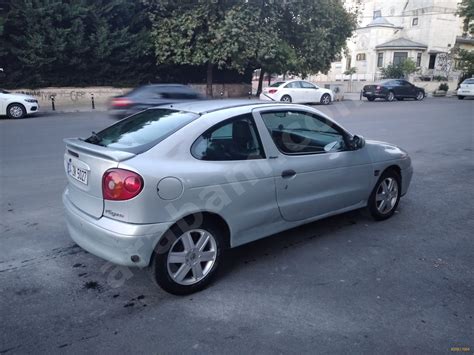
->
[67,160,88,185]
[366,92,373,95]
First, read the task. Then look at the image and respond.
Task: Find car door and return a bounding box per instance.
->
[253,107,373,222]
[300,81,320,103]
[283,81,304,102]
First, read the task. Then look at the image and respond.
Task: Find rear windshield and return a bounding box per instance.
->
[85,109,198,153]
[462,79,474,84]
[270,81,285,87]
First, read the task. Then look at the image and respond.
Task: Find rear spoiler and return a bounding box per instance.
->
[63,138,136,162]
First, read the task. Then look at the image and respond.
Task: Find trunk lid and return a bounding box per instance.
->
[63,138,135,218]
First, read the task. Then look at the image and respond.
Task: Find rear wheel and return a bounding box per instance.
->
[280,95,292,103]
[320,93,331,105]
[396,97,404,101]
[7,103,26,119]
[416,91,425,101]
[458,95,465,100]
[367,96,375,102]
[151,221,224,295]
[368,170,401,221]
[386,91,395,102]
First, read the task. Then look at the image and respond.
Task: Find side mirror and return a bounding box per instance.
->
[349,135,365,150]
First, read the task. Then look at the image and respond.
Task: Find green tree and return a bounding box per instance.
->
[457,0,474,35]
[1,0,153,87]
[453,47,474,83]
[150,0,356,97]
[381,59,418,79]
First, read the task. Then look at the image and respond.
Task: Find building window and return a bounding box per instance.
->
[416,53,422,67]
[393,52,408,65]
[377,53,384,67]
[428,54,437,69]
[412,17,418,26]
[373,10,381,19]
[356,53,366,61]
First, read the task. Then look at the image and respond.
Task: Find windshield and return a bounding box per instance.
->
[85,108,199,153]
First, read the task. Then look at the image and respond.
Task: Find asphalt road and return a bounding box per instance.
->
[1,97,473,354]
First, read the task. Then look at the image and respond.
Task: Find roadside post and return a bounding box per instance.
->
[50,95,55,111]
[91,94,95,109]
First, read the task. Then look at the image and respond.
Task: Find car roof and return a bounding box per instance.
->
[157,99,290,115]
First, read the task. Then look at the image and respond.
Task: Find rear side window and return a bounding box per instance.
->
[285,82,302,89]
[191,114,265,161]
[86,109,198,153]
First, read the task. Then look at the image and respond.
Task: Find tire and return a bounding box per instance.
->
[458,95,465,100]
[416,91,425,101]
[280,95,292,103]
[367,96,375,102]
[320,93,331,105]
[368,169,401,221]
[151,221,224,295]
[386,91,395,102]
[7,103,26,119]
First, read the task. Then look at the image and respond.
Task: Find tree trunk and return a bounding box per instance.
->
[256,69,265,96]
[267,73,271,86]
[206,62,213,97]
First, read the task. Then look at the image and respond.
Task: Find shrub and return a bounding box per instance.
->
[439,83,449,91]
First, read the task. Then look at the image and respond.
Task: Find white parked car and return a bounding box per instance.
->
[0,89,39,118]
[457,78,474,100]
[259,80,334,105]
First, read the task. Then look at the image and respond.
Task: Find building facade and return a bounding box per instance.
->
[314,0,465,82]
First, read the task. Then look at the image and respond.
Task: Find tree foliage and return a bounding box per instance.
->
[150,0,356,93]
[1,0,154,87]
[457,0,474,35]
[380,59,418,79]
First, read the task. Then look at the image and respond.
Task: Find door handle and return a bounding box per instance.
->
[281,169,296,178]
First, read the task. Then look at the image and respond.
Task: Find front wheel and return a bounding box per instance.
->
[280,95,292,103]
[151,222,224,295]
[320,93,331,105]
[7,103,26,119]
[368,170,401,221]
[367,96,375,102]
[416,91,425,101]
[458,95,465,100]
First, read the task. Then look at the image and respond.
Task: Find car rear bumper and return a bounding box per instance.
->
[457,89,474,97]
[63,188,173,267]
[362,92,386,98]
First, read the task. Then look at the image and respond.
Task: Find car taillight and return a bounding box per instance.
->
[268,89,278,94]
[111,97,132,108]
[376,86,381,90]
[103,169,143,201]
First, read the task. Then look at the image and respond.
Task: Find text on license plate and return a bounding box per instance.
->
[67,160,88,185]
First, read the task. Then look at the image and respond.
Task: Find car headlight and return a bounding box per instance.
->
[24,99,37,103]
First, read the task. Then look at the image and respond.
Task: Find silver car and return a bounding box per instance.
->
[63,100,413,294]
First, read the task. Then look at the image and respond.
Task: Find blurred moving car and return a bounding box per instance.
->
[109,84,204,118]
[0,89,39,119]
[362,79,425,102]
[457,78,474,100]
[259,80,334,105]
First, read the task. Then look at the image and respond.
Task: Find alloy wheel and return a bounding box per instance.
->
[9,105,24,118]
[416,91,424,101]
[167,229,218,286]
[321,94,331,105]
[387,92,395,102]
[375,177,399,214]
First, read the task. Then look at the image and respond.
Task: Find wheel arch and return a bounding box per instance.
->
[149,211,232,267]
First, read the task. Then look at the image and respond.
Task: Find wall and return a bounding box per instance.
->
[13,84,252,111]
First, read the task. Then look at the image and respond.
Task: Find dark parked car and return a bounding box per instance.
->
[362,79,425,102]
[109,84,204,118]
